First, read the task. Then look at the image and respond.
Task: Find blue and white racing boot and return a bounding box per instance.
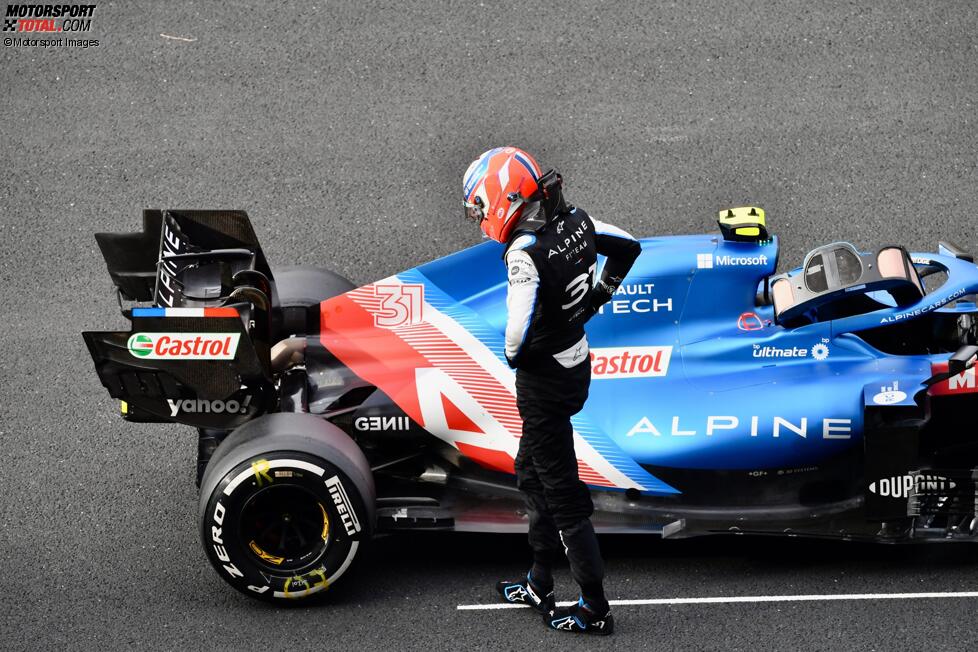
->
[545,597,614,635]
[494,573,555,614]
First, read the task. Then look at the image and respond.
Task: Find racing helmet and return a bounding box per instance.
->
[462,147,543,243]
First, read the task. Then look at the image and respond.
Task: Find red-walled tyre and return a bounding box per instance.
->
[198,413,374,602]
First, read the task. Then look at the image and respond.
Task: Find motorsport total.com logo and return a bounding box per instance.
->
[3,4,96,32]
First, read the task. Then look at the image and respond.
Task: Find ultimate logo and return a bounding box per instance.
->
[4,4,97,32]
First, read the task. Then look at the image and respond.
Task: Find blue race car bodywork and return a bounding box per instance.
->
[86,209,978,554]
[342,216,978,541]
[417,232,976,471]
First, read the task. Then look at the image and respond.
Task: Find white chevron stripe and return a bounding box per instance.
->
[348,275,639,489]
[416,282,643,490]
[496,156,511,197]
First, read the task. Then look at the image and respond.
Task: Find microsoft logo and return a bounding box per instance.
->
[697,252,769,269]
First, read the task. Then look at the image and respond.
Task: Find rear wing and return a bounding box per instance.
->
[93,209,274,306]
[83,210,277,428]
[83,307,272,427]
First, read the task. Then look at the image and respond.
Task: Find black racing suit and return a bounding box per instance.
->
[504,207,641,609]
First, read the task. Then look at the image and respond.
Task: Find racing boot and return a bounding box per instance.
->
[544,597,614,635]
[495,573,555,614]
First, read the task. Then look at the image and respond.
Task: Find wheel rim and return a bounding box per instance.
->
[238,484,330,572]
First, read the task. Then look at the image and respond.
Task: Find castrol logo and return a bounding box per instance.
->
[127,332,240,360]
[589,346,672,379]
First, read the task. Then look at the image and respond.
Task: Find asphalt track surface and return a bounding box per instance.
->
[2,1,977,650]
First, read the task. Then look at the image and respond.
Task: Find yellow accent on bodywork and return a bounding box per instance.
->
[120,401,128,415]
[718,206,766,227]
[736,226,760,237]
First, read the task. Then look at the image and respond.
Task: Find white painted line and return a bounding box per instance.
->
[457,591,978,611]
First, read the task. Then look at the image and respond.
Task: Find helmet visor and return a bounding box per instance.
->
[463,197,485,223]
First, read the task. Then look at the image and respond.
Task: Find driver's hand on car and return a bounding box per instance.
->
[586,280,617,318]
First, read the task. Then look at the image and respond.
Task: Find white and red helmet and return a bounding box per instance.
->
[462,147,543,243]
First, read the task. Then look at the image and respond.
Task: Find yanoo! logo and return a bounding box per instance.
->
[590,346,673,379]
[167,396,252,417]
[127,332,240,360]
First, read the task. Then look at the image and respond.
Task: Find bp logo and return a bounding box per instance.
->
[127,333,154,357]
[810,343,830,361]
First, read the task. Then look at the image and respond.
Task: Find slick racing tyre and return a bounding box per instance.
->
[198,413,374,602]
[274,266,355,337]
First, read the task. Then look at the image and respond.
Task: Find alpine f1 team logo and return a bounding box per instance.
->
[590,346,672,379]
[4,4,97,32]
[127,332,240,360]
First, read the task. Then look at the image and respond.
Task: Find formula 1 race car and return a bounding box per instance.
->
[83,208,978,602]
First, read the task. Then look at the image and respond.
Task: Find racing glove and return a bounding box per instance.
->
[585,280,617,319]
[587,219,641,320]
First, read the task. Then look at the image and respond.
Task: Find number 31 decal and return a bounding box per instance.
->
[374,284,424,328]
[562,263,597,310]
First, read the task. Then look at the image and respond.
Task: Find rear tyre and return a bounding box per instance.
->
[198,413,374,602]
[274,266,355,337]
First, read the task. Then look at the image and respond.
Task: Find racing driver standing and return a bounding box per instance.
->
[462,147,641,635]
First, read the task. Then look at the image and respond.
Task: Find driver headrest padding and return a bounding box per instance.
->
[771,278,796,320]
[877,247,925,299]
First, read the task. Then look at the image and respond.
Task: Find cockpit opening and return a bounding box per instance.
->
[771,243,924,328]
[767,243,977,355]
